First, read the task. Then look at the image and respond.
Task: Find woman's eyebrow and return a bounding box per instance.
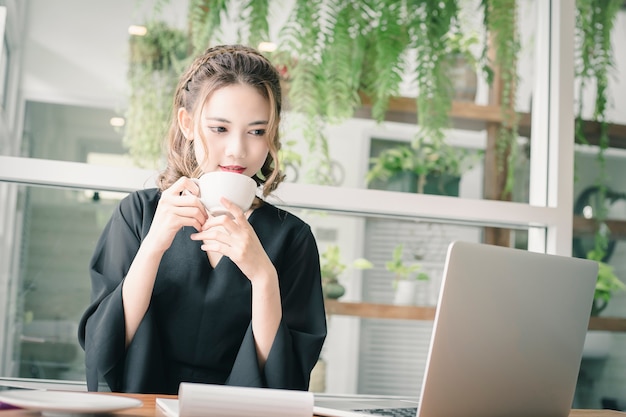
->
[204,117,230,123]
[203,117,268,126]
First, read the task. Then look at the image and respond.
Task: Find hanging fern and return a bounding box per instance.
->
[188,0,229,53]
[278,0,324,116]
[574,0,621,263]
[369,0,407,123]
[480,0,520,199]
[126,0,526,191]
[320,0,370,122]
[358,30,380,100]
[277,0,339,182]
[407,0,458,146]
[241,0,270,48]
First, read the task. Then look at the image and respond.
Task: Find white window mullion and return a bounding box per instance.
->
[545,0,576,255]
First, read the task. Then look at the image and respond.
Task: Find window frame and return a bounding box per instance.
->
[0,0,575,382]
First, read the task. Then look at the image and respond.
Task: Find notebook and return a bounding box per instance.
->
[314,240,598,417]
[156,382,314,417]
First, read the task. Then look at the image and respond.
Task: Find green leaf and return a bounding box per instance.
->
[241,0,270,48]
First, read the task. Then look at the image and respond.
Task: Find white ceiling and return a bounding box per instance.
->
[21,0,189,110]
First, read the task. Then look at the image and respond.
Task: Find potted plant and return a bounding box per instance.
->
[579,238,625,359]
[446,31,481,102]
[592,260,625,316]
[586,242,625,317]
[583,246,624,359]
[320,245,373,300]
[386,243,430,305]
[366,138,478,196]
[124,20,190,168]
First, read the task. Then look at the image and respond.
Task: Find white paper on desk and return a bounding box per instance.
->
[178,382,313,417]
[156,398,179,417]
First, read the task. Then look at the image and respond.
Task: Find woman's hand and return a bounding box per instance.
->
[190,198,275,283]
[122,177,207,346]
[144,176,208,253]
[192,198,282,367]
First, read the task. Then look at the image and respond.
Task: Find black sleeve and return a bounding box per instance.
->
[77,191,166,393]
[226,222,327,390]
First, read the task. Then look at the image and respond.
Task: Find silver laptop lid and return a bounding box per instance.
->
[418,241,597,417]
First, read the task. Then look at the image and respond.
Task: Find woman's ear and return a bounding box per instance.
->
[177,107,193,140]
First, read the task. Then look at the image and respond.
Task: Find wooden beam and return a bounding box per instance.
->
[325,300,436,321]
[576,120,626,149]
[357,92,522,125]
[573,216,626,240]
[356,92,626,151]
[325,300,626,332]
[588,316,626,332]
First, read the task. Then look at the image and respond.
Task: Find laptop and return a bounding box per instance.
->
[314,240,598,417]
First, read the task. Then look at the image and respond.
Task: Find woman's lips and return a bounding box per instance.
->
[219,166,246,174]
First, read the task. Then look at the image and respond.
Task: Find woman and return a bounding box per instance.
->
[78,44,327,394]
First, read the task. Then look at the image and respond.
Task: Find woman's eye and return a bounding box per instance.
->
[209,126,227,133]
[250,129,266,136]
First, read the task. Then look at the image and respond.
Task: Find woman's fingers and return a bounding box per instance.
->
[143,177,209,252]
[156,180,208,228]
[221,197,247,221]
[164,176,201,198]
[173,206,208,229]
[190,199,269,279]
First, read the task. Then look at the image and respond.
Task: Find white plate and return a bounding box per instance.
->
[0,389,143,414]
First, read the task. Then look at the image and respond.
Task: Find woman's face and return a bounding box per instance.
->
[184,83,271,178]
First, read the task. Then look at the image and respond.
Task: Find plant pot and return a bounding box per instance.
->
[420,174,461,196]
[450,54,478,102]
[373,172,460,196]
[413,280,430,306]
[393,280,418,306]
[385,171,419,193]
[322,277,346,299]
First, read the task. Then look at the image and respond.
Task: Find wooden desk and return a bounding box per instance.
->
[1,392,626,416]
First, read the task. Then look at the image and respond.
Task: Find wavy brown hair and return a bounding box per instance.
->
[157,44,284,197]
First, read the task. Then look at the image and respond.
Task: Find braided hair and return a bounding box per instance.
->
[157,44,284,197]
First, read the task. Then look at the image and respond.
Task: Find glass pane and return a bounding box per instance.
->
[286,207,535,395]
[1,182,536,388]
[21,101,126,165]
[278,0,539,205]
[12,0,547,206]
[2,183,125,382]
[290,208,532,306]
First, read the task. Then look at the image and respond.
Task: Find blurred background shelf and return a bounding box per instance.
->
[357,96,626,150]
[325,300,626,332]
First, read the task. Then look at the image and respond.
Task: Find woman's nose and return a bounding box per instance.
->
[225,134,246,158]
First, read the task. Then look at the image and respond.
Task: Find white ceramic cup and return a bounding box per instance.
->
[192,171,258,215]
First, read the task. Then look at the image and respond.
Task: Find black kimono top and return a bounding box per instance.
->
[78,189,327,394]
